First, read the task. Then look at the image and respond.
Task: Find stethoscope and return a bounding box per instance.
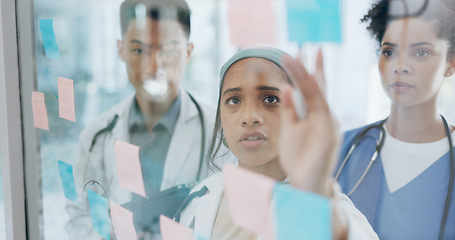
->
[84,92,206,237]
[335,115,454,240]
[334,118,387,197]
[88,92,206,180]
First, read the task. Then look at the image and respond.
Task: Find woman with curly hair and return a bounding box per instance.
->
[335,0,455,239]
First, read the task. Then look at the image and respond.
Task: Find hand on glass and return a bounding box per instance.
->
[279,49,341,197]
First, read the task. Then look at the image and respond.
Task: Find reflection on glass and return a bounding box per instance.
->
[26,0,455,239]
[34,0,133,238]
[33,0,223,239]
[69,1,216,238]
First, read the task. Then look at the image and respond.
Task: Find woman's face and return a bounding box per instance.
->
[379,17,453,108]
[220,58,288,168]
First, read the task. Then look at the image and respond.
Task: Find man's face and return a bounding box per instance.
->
[118,18,193,102]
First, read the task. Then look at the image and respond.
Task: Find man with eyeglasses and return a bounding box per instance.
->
[65,0,225,238]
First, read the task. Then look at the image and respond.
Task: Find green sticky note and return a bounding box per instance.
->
[274,184,331,240]
[286,0,342,43]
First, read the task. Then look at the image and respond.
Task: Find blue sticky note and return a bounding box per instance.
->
[286,0,342,43]
[197,234,211,240]
[39,19,61,59]
[87,189,111,240]
[274,184,331,240]
[57,161,78,203]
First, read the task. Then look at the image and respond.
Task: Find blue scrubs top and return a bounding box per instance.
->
[335,122,455,240]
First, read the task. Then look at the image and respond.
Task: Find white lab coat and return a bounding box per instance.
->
[75,89,217,202]
[66,89,233,239]
[180,173,379,240]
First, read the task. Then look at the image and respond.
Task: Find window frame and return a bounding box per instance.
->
[0,0,42,238]
[0,0,27,238]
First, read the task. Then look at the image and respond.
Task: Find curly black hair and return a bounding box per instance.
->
[362,0,455,60]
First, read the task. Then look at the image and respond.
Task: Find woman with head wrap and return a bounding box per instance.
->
[178,47,378,240]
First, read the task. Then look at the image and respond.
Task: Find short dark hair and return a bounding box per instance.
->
[119,0,191,39]
[362,0,455,60]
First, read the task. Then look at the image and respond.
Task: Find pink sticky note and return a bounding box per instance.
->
[223,164,276,240]
[31,91,50,130]
[110,202,138,240]
[228,0,277,47]
[58,77,76,122]
[160,215,193,240]
[115,140,146,197]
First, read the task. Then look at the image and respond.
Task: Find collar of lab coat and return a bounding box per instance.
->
[110,88,198,139]
[162,88,200,188]
[183,172,271,240]
[181,173,224,238]
[109,88,202,189]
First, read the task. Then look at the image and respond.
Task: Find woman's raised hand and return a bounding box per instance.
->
[279,49,340,197]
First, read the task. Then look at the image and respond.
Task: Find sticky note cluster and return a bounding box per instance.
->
[34,20,77,127]
[223,164,332,240]
[31,75,76,129]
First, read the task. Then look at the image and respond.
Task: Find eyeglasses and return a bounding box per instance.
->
[131,45,183,63]
[156,48,181,63]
